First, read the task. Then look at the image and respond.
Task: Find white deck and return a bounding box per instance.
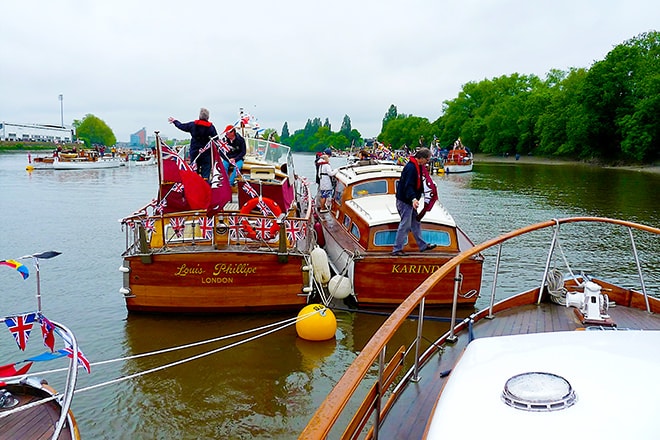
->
[427,330,660,439]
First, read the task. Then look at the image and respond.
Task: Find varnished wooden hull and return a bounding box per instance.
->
[123,250,309,313]
[352,254,482,306]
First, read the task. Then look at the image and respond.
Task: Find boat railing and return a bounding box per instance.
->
[299,217,660,439]
[121,209,314,256]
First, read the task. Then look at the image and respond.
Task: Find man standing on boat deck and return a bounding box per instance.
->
[391,148,436,256]
[222,125,246,186]
[317,152,337,212]
[168,108,217,181]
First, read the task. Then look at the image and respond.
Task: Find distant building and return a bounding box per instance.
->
[0,121,73,143]
[130,127,147,147]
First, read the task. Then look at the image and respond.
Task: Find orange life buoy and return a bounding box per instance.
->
[239,197,282,240]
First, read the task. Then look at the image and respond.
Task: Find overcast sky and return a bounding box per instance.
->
[1,0,658,142]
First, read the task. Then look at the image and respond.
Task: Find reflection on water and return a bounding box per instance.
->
[0,152,658,438]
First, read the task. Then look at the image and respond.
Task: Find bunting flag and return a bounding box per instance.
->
[25,351,67,362]
[62,346,91,374]
[58,330,91,374]
[286,220,307,242]
[254,218,275,240]
[169,216,186,238]
[197,216,214,239]
[4,313,37,351]
[206,141,232,216]
[0,259,29,279]
[0,361,33,378]
[417,163,439,221]
[38,313,55,352]
[160,143,189,183]
[227,216,243,240]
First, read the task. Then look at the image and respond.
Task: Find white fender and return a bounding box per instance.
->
[329,275,352,299]
[310,246,331,284]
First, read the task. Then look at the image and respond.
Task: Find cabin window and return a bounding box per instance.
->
[422,230,451,246]
[373,229,451,247]
[352,180,388,198]
[342,214,351,228]
[350,223,360,239]
[334,181,345,205]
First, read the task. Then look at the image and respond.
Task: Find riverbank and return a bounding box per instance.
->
[474,153,660,174]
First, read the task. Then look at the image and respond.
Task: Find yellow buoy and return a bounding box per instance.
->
[296,304,337,341]
[26,165,34,172]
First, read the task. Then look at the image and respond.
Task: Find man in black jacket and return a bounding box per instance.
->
[168,107,217,181]
[391,148,437,256]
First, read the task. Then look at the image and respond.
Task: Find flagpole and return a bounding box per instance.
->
[155,132,164,202]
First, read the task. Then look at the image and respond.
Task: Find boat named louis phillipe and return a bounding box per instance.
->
[314,158,482,308]
[300,217,660,440]
[119,126,320,313]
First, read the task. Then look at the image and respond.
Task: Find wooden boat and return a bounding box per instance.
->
[314,160,482,308]
[442,138,473,173]
[0,251,81,440]
[53,154,123,169]
[119,130,319,313]
[300,217,660,439]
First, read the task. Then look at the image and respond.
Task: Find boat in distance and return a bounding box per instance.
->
[314,159,482,308]
[119,127,324,314]
[300,217,660,439]
[1,251,82,440]
[442,138,473,173]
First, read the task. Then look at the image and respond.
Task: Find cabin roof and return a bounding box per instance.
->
[347,194,456,228]
[335,163,403,184]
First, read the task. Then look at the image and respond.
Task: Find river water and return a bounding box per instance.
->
[0,152,658,439]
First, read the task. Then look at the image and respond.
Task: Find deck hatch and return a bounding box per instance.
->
[502,372,576,412]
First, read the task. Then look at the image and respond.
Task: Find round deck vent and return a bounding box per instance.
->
[502,372,576,412]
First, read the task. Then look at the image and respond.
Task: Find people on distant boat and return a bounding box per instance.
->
[168,107,218,181]
[356,149,377,166]
[222,125,246,186]
[317,153,337,213]
[391,148,437,256]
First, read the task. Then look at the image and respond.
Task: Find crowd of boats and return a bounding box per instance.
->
[25,147,155,171]
[4,118,659,439]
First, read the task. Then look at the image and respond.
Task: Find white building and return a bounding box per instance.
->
[0,122,73,143]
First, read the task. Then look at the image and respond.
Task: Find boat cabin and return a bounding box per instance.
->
[325,163,460,254]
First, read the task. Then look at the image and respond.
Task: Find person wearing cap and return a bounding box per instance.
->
[316,153,337,212]
[391,148,437,256]
[168,108,217,181]
[222,124,246,186]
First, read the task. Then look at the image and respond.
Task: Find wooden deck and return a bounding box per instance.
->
[379,301,660,439]
[1,385,77,440]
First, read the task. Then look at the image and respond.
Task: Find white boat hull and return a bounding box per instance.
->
[444,163,473,173]
[53,158,123,169]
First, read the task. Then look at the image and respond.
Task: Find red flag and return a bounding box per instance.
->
[180,169,211,210]
[0,361,33,378]
[207,141,232,216]
[39,314,55,352]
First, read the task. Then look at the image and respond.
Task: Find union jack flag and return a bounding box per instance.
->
[241,181,259,199]
[286,220,306,242]
[213,138,232,154]
[254,218,276,240]
[141,218,156,241]
[197,216,214,239]
[4,313,37,351]
[61,346,91,374]
[38,313,55,352]
[227,216,243,240]
[169,217,186,237]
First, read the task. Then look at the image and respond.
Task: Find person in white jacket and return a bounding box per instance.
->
[317,154,337,212]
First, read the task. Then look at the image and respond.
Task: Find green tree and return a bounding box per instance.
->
[382,104,399,132]
[74,114,116,147]
[340,115,352,134]
[281,122,290,141]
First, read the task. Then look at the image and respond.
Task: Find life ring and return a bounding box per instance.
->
[239,197,282,240]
